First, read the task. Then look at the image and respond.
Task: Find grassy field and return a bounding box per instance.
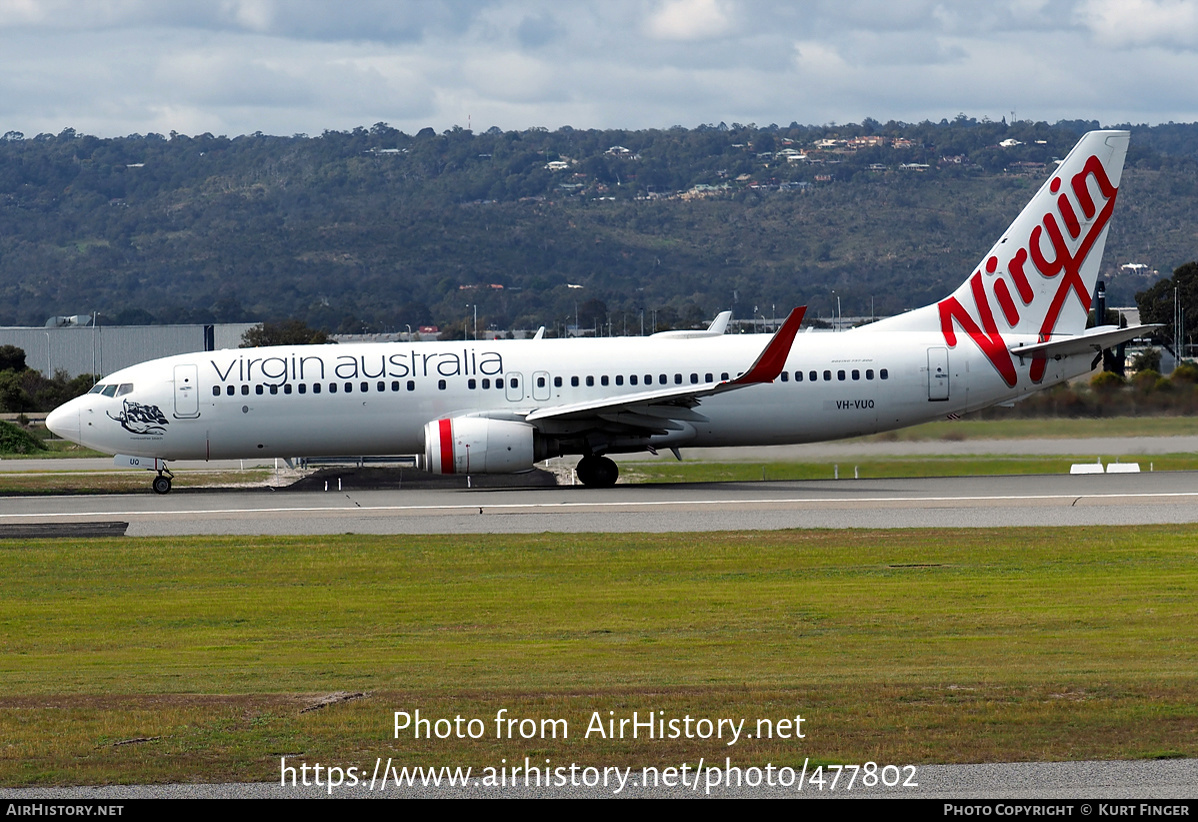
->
[1,527,1195,786]
[0,469,272,495]
[623,454,1198,483]
[852,416,1198,441]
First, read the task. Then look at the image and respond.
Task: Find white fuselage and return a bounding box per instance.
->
[46,324,1076,463]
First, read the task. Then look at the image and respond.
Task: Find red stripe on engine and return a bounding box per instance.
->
[438,418,455,474]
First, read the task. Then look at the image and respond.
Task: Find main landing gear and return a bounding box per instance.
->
[151,465,174,495]
[576,455,619,488]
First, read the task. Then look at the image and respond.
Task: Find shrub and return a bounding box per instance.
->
[0,420,47,454]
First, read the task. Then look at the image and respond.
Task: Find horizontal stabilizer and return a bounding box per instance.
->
[1008,324,1159,361]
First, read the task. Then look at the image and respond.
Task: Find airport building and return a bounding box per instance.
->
[0,320,258,378]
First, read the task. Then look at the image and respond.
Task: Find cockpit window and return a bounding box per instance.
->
[101,385,118,397]
[88,384,105,394]
[115,383,133,397]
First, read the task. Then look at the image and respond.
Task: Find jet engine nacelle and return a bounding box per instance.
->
[423,417,536,474]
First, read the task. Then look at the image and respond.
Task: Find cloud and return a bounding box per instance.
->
[0,1,1196,137]
[1076,0,1198,49]
[643,0,735,41]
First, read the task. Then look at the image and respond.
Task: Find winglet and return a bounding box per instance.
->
[730,306,806,385]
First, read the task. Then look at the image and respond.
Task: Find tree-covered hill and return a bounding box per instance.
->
[2,117,1195,334]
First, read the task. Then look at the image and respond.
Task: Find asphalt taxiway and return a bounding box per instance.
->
[3,470,1198,536]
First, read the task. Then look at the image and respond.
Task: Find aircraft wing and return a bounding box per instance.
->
[524,307,805,431]
[1008,324,1160,361]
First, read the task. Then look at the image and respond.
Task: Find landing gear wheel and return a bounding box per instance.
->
[576,455,619,488]
[152,474,172,495]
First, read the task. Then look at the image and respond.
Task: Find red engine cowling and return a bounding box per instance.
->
[423,417,536,474]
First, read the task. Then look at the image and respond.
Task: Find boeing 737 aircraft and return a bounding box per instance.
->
[47,130,1150,492]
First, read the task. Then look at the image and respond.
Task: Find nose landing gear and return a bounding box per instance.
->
[151,466,174,495]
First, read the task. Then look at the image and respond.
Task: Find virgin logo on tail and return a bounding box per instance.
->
[938,149,1121,386]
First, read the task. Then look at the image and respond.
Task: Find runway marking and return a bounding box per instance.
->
[4,490,1198,521]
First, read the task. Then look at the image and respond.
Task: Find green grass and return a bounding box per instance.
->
[623,454,1198,483]
[1,527,1195,785]
[853,416,1198,441]
[0,469,272,495]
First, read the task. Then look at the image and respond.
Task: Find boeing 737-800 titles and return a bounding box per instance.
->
[47,130,1150,492]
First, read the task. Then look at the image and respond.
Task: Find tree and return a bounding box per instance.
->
[240,320,333,347]
[0,344,27,372]
[1135,261,1198,348]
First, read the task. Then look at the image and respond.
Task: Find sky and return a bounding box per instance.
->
[2,0,1197,139]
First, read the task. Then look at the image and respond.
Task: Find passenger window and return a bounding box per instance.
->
[571,376,580,387]
[690,373,698,384]
[510,377,518,388]
[284,384,293,395]
[852,370,860,380]
[391,381,400,391]
[241,385,249,395]
[795,371,803,382]
[313,383,322,394]
[881,369,889,380]
[837,370,846,381]
[721,372,730,381]
[616,375,624,386]
[227,385,236,396]
[586,376,594,387]
[630,375,638,386]
[377,381,385,392]
[299,384,307,394]
[211,386,220,397]
[329,383,337,393]
[659,374,667,385]
[823,370,832,381]
[780,372,788,382]
[269,385,278,395]
[866,369,874,380]
[705,373,713,383]
[554,376,562,388]
[256,385,264,395]
[674,374,682,384]
[601,375,609,386]
[645,374,653,384]
[468,379,477,389]
[537,376,546,388]
[406,381,415,391]
[438,379,446,390]
[496,378,504,389]
[361,382,369,392]
[809,371,817,382]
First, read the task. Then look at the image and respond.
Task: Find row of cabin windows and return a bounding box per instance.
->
[210,367,890,398]
[779,368,888,382]
[562,372,727,388]
[214,380,420,397]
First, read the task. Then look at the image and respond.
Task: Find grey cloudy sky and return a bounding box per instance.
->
[2,0,1197,138]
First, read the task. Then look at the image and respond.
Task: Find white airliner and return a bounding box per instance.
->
[47,130,1150,493]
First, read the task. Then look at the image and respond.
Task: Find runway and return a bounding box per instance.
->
[4,471,1198,536]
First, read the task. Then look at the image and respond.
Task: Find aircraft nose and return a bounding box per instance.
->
[46,403,81,443]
